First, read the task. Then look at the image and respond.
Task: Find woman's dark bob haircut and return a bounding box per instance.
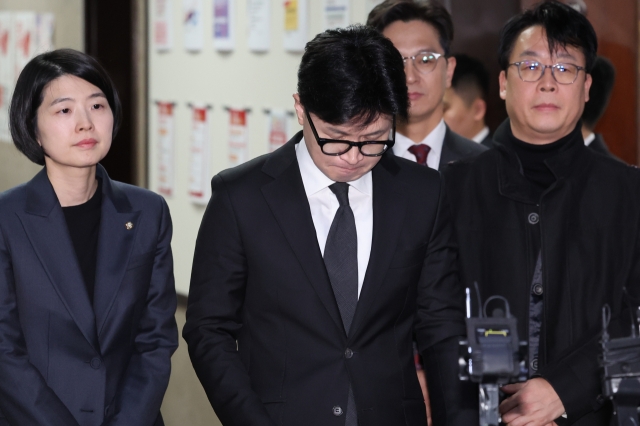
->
[9,48,122,165]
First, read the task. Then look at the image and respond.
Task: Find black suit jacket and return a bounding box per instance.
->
[0,165,178,426]
[479,133,494,148]
[439,126,488,169]
[183,132,475,426]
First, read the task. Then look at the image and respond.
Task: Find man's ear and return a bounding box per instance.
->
[473,98,487,122]
[583,73,592,103]
[499,70,507,100]
[293,94,305,126]
[445,56,456,88]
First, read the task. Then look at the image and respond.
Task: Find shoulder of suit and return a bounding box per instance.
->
[0,181,29,211]
[442,147,499,179]
[447,130,488,156]
[392,154,441,183]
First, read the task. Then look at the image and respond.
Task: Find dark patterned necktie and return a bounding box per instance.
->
[324,182,358,426]
[408,144,431,165]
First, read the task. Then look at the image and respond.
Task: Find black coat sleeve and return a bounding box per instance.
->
[415,177,479,426]
[183,175,276,426]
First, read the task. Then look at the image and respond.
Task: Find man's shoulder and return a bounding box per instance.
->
[444,128,488,158]
[390,154,442,186]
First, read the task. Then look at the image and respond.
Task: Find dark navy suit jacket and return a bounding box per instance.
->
[0,165,178,426]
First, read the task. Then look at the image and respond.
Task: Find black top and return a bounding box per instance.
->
[498,122,581,194]
[62,179,102,304]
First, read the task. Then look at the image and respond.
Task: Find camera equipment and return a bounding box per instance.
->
[460,285,528,426]
[600,300,640,426]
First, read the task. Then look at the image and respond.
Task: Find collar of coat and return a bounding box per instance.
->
[491,119,591,203]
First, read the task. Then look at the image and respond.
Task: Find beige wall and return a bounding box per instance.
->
[0,0,84,191]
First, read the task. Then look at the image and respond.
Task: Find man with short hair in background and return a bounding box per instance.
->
[444,2,640,425]
[443,54,493,147]
[367,0,486,171]
[581,56,618,158]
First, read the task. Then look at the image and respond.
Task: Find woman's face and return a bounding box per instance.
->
[36,75,113,173]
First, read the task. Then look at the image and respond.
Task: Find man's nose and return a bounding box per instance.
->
[340,146,363,164]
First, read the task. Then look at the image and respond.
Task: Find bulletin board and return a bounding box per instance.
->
[147,0,384,295]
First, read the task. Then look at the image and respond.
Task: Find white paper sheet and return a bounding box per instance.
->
[247,0,270,52]
[0,12,14,142]
[323,0,349,30]
[157,102,176,197]
[266,109,291,152]
[283,0,308,52]
[188,104,211,204]
[35,13,54,54]
[228,108,249,167]
[213,0,235,51]
[184,0,204,52]
[13,12,37,80]
[154,0,174,51]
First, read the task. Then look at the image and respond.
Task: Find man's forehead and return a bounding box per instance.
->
[512,26,585,63]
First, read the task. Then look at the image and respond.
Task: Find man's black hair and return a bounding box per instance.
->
[9,48,122,165]
[582,56,616,130]
[451,54,490,106]
[297,25,408,126]
[366,0,454,56]
[497,0,597,73]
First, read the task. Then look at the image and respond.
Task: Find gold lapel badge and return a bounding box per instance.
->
[125,221,134,230]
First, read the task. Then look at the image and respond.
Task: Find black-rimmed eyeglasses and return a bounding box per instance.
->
[509,61,586,85]
[305,110,395,157]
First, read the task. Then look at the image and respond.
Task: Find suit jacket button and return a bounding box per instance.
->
[533,284,543,295]
[333,406,343,416]
[90,358,102,369]
[344,348,353,359]
[528,213,539,225]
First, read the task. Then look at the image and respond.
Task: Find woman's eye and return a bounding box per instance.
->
[60,108,70,114]
[93,104,103,109]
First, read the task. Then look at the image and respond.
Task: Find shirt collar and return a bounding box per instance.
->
[393,119,446,157]
[584,132,596,146]
[472,126,490,143]
[296,137,373,197]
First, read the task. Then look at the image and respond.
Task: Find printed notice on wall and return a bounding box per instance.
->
[323,0,349,30]
[188,104,211,204]
[0,12,14,142]
[184,0,204,52]
[228,108,249,167]
[13,12,37,80]
[156,102,175,197]
[213,0,235,51]
[247,0,270,52]
[154,0,174,51]
[35,13,54,54]
[267,109,291,152]
[283,0,308,52]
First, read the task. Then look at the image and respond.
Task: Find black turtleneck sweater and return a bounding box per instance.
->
[499,122,582,195]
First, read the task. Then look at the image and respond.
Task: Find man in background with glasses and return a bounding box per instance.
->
[367,0,486,172]
[184,25,474,426]
[444,2,640,425]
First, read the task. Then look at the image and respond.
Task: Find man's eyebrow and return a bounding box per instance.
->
[519,50,541,58]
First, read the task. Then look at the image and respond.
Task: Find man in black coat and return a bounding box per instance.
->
[443,3,640,425]
[184,25,474,426]
[367,1,486,171]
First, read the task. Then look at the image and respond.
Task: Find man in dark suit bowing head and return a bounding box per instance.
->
[184,25,475,426]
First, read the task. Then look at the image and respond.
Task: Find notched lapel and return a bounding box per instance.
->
[93,172,140,338]
[261,159,345,335]
[17,170,99,352]
[349,157,408,338]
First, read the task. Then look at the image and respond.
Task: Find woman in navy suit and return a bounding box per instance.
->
[0,49,178,425]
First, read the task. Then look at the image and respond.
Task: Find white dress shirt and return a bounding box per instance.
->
[472,126,490,144]
[392,119,447,170]
[584,132,596,146]
[296,138,373,298]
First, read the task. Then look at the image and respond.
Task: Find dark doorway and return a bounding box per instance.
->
[85,0,135,184]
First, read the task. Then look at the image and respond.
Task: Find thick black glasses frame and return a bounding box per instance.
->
[305,110,396,157]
